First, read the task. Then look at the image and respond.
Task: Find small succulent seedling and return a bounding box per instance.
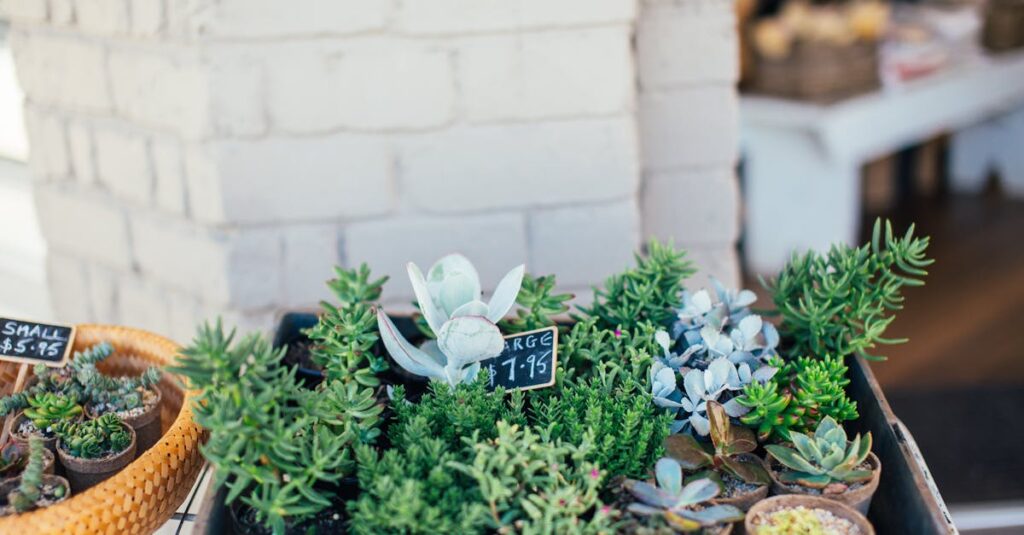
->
[54,413,131,459]
[624,458,745,531]
[377,254,524,388]
[765,416,873,491]
[23,393,83,431]
[665,401,771,488]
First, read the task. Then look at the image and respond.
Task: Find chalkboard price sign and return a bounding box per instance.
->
[0,317,76,367]
[481,326,558,392]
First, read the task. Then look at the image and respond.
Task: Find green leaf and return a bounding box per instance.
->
[765,445,821,474]
[664,434,712,470]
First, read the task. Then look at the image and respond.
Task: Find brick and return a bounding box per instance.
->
[265,41,453,132]
[117,275,171,334]
[9,33,111,111]
[50,0,75,25]
[528,200,639,287]
[459,27,634,122]
[637,0,738,89]
[130,215,282,308]
[640,86,738,170]
[34,183,133,270]
[166,290,202,344]
[1,0,48,22]
[130,0,164,34]
[344,213,528,303]
[45,251,93,322]
[76,0,130,34]
[208,135,394,223]
[151,137,186,214]
[401,117,639,212]
[396,0,635,34]
[206,52,266,137]
[93,126,152,205]
[67,122,97,185]
[108,48,206,137]
[281,224,340,308]
[683,244,741,292]
[23,108,70,179]
[182,143,225,223]
[198,0,389,38]
[86,262,119,323]
[642,167,740,246]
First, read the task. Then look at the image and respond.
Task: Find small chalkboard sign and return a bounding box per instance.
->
[481,326,558,392]
[0,317,76,367]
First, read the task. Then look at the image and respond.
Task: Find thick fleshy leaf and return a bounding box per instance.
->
[815,416,844,443]
[751,365,779,384]
[674,504,745,526]
[725,425,758,455]
[720,456,770,485]
[692,290,712,314]
[765,445,822,474]
[664,435,712,470]
[856,432,873,464]
[829,468,873,483]
[653,397,687,409]
[655,458,683,496]
[624,480,676,509]
[763,322,780,348]
[376,309,445,379]
[655,330,672,354]
[706,401,730,449]
[626,503,664,517]
[407,262,447,334]
[721,398,751,418]
[457,361,482,385]
[690,413,711,437]
[418,339,448,368]
[427,254,482,315]
[820,442,847,470]
[437,316,505,369]
[676,477,720,507]
[451,300,490,318]
[737,315,762,340]
[663,511,702,531]
[791,432,822,461]
[486,264,525,322]
[779,471,832,488]
[683,368,705,402]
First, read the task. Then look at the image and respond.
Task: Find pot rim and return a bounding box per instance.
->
[744,494,875,535]
[56,421,137,474]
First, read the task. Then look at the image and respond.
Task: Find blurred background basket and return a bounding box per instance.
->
[750,41,881,102]
[0,324,205,534]
[982,0,1024,52]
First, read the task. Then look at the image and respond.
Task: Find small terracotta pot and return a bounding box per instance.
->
[11,413,58,457]
[767,452,881,516]
[0,442,54,479]
[88,387,162,458]
[0,473,71,514]
[745,495,874,535]
[711,454,771,512]
[56,423,136,493]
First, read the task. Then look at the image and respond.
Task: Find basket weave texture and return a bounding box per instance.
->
[0,324,205,534]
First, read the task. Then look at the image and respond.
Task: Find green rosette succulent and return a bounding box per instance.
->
[23,393,83,431]
[54,413,131,459]
[765,416,873,490]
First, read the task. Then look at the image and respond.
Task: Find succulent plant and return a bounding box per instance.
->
[752,506,845,535]
[8,437,49,512]
[0,442,24,475]
[54,413,131,459]
[499,273,573,334]
[377,254,524,389]
[735,379,804,442]
[765,416,873,490]
[23,393,83,431]
[665,401,771,487]
[624,458,745,531]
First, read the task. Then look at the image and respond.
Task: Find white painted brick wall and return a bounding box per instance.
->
[117,275,170,334]
[67,121,97,185]
[401,118,639,212]
[10,33,110,111]
[34,183,133,271]
[150,137,187,214]
[459,27,634,122]
[396,0,636,35]
[93,125,152,205]
[637,0,739,89]
[76,0,130,35]
[196,0,389,38]
[643,167,740,246]
[45,251,93,322]
[107,48,207,137]
[50,0,75,25]
[23,108,70,179]
[640,87,739,171]
[130,0,164,35]
[281,224,340,308]
[0,0,48,22]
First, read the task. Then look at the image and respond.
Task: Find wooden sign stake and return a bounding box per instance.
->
[0,363,30,446]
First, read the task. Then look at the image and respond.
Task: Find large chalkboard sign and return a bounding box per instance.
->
[481,326,558,392]
[0,317,76,366]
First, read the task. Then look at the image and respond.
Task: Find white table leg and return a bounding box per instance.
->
[742,127,861,275]
[994,105,1024,198]
[950,119,1001,195]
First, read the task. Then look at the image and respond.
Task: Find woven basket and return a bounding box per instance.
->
[750,40,880,103]
[0,324,205,534]
[982,0,1024,52]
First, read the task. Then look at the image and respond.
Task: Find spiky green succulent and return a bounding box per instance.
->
[765,417,873,490]
[665,401,771,488]
[499,273,573,334]
[9,437,47,512]
[54,413,131,459]
[624,458,745,531]
[23,393,83,431]
[377,254,524,389]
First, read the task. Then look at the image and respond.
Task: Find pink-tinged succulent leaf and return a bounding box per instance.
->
[407,262,447,334]
[673,504,745,527]
[721,397,751,418]
[376,308,445,378]
[486,264,525,323]
[624,479,676,509]
[779,471,833,489]
[726,425,758,455]
[765,444,821,474]
[720,456,771,486]
[664,434,713,470]
[655,458,683,495]
[676,477,720,507]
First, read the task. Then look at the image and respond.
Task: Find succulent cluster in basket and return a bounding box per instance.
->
[176,218,931,534]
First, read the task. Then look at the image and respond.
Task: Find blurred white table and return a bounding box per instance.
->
[740,51,1024,274]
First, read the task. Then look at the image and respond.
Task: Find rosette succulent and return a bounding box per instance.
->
[664,401,771,487]
[377,254,524,389]
[765,416,873,491]
[54,413,132,459]
[23,393,83,431]
[624,458,745,531]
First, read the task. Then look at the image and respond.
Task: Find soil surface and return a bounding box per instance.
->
[720,472,762,498]
[16,420,53,438]
[751,505,862,534]
[0,480,68,516]
[232,501,346,535]
[90,388,160,418]
[283,339,322,372]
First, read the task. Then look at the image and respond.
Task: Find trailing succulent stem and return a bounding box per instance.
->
[9,437,55,512]
[766,218,932,361]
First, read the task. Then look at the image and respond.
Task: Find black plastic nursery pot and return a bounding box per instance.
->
[194,312,957,535]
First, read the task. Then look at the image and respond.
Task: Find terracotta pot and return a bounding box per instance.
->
[767,452,881,516]
[57,423,136,493]
[745,495,874,535]
[11,412,58,457]
[0,474,71,514]
[710,454,771,512]
[88,387,162,458]
[0,443,54,479]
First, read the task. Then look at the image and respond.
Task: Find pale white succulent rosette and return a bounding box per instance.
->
[376,254,525,389]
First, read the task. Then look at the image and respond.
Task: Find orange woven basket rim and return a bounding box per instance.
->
[0,323,206,534]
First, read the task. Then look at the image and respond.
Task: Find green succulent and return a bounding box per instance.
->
[753,506,835,535]
[499,273,574,334]
[54,413,131,459]
[0,442,24,475]
[665,401,771,487]
[23,393,83,431]
[735,379,803,442]
[765,417,873,490]
[9,437,47,512]
[624,458,745,532]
